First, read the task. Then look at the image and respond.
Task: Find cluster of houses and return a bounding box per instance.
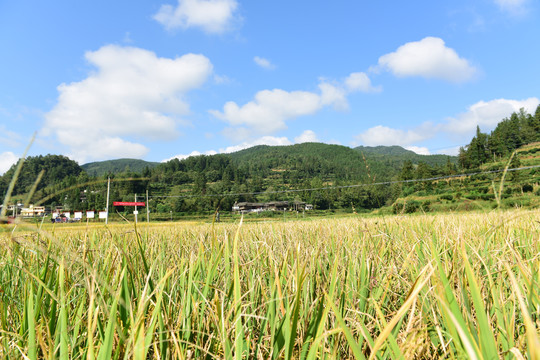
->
[232,201,313,213]
[1,200,315,221]
[51,210,108,222]
[1,204,109,222]
[0,204,47,218]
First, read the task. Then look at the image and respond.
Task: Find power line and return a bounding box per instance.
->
[147,164,540,200]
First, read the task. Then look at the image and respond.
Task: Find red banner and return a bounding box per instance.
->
[113,201,145,207]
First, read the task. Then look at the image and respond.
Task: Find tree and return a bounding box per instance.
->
[458,147,471,169]
[467,126,489,168]
[415,162,432,179]
[193,173,207,195]
[399,160,415,180]
[444,157,457,175]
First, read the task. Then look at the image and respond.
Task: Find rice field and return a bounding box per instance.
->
[1,210,540,359]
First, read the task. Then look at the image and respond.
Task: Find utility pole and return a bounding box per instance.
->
[134,194,138,224]
[105,177,110,224]
[146,189,149,223]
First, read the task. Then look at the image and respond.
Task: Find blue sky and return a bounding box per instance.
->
[1,0,539,173]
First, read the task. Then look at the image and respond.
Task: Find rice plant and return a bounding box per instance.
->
[1,210,539,359]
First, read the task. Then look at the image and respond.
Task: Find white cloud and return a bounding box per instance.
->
[354,124,435,147]
[0,152,19,175]
[318,82,349,111]
[494,0,529,14]
[163,149,218,162]
[154,0,239,33]
[444,97,540,134]
[211,73,379,140]
[345,72,382,93]
[294,130,319,143]
[405,146,430,155]
[219,136,292,153]
[214,74,232,84]
[210,88,326,138]
[254,56,276,70]
[376,37,477,83]
[434,146,461,156]
[43,45,213,163]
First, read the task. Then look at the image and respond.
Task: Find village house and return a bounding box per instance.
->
[233,201,313,213]
[20,205,46,217]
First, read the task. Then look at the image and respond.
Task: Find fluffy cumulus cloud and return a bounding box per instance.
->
[294,130,319,143]
[345,72,382,93]
[43,45,213,163]
[163,149,218,162]
[154,0,239,33]
[354,124,435,147]
[405,146,431,155]
[376,37,477,83]
[318,82,349,111]
[253,56,275,70]
[0,151,19,175]
[210,88,325,138]
[212,73,379,140]
[444,97,540,134]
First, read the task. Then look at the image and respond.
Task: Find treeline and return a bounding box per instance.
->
[458,105,540,169]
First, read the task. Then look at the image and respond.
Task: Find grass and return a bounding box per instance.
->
[1,209,540,359]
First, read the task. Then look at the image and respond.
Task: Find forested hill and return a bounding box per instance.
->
[0,155,83,198]
[354,145,453,167]
[229,143,371,182]
[81,158,160,176]
[227,142,455,182]
[1,144,453,200]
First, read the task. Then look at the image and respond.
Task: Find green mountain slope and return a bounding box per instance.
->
[82,158,160,176]
[0,155,83,199]
[354,145,457,167]
[229,142,455,182]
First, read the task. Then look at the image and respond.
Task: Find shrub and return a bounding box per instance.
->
[477,186,489,194]
[479,194,493,201]
[393,200,421,214]
[439,194,453,201]
[522,183,534,193]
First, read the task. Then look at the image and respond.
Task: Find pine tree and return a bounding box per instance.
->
[458,146,471,169]
[399,160,415,180]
